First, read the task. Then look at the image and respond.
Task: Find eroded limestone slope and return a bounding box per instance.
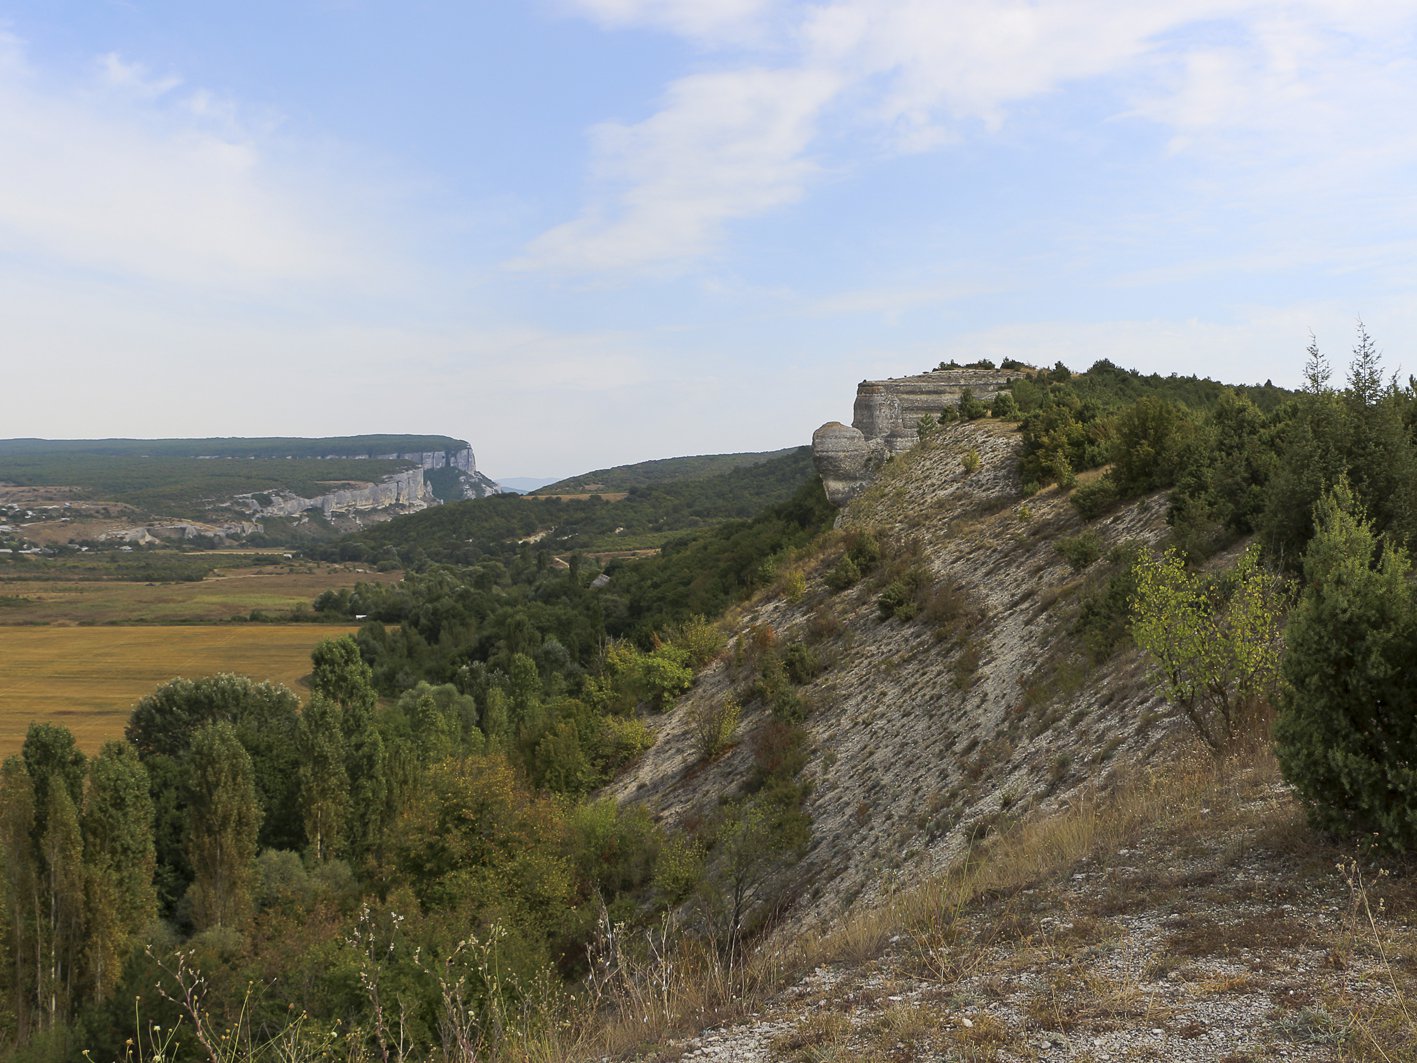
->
[610,419,1182,931]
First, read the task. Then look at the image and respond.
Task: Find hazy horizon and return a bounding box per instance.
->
[4,2,1415,474]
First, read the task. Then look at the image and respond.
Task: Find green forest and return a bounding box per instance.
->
[315,447,817,565]
[8,339,1417,1059]
[0,436,471,515]
[534,449,798,494]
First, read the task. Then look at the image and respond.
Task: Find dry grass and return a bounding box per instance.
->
[0,624,358,754]
[0,564,400,625]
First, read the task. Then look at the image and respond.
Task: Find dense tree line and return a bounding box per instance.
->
[1,467,831,1059]
[315,447,817,567]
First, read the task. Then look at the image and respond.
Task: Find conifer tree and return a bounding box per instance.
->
[81,741,157,1000]
[1276,481,1417,852]
[186,721,262,930]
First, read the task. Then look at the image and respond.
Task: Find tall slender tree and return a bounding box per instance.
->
[186,721,262,931]
[297,695,350,862]
[38,784,83,1027]
[0,757,39,1039]
[82,741,157,1000]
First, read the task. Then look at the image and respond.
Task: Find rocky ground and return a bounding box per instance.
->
[638,755,1417,1061]
[599,418,1417,1061]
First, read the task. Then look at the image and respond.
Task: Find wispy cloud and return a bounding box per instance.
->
[529,1,1417,274]
[0,32,388,293]
[559,0,782,45]
[515,65,840,272]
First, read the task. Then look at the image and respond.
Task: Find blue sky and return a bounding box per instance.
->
[3,1,1416,478]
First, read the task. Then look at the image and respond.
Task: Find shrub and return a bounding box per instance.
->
[666,615,727,668]
[652,833,705,905]
[922,579,985,644]
[878,572,926,620]
[691,696,741,761]
[1131,544,1283,753]
[958,388,989,420]
[991,392,1020,419]
[1055,530,1103,571]
[1071,476,1120,520]
[962,448,982,475]
[781,569,808,602]
[806,603,843,642]
[825,555,861,591]
[751,720,808,784]
[843,529,881,570]
[782,642,822,685]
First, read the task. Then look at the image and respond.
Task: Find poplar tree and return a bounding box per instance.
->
[345,723,388,865]
[0,757,38,1038]
[310,635,377,724]
[309,637,386,862]
[39,784,84,1027]
[297,695,350,862]
[21,723,85,845]
[82,741,157,1000]
[186,721,262,931]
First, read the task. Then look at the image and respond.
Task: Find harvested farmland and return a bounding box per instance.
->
[0,624,357,755]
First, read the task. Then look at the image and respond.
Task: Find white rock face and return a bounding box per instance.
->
[237,467,434,518]
[812,422,885,506]
[813,368,1015,504]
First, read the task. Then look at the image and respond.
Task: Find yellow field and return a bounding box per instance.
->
[0,565,400,625]
[0,625,358,756]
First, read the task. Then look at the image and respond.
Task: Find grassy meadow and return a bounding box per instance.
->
[0,623,360,755]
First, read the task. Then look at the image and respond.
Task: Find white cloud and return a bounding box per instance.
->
[515,65,840,272]
[560,0,781,44]
[534,0,1417,274]
[97,52,182,99]
[0,33,388,293]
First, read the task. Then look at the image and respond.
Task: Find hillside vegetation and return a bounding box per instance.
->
[6,343,1417,1061]
[319,446,817,565]
[535,448,798,494]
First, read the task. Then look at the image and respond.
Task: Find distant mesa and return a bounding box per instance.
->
[812,367,1015,505]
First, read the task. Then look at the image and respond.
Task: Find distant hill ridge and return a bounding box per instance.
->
[0,434,471,461]
[0,434,501,547]
[535,448,799,494]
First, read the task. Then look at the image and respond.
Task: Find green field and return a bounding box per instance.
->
[0,624,360,756]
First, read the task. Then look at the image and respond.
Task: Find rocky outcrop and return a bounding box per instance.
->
[812,422,884,506]
[814,368,1016,504]
[236,467,433,518]
[233,443,501,517]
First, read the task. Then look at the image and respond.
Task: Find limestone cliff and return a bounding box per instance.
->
[234,443,500,518]
[813,368,1015,504]
[235,466,434,519]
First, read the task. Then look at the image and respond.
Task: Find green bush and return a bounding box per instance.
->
[825,555,861,591]
[877,567,928,620]
[961,448,982,475]
[991,392,1020,419]
[958,388,989,420]
[1055,530,1103,571]
[1071,476,1121,520]
[782,642,822,685]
